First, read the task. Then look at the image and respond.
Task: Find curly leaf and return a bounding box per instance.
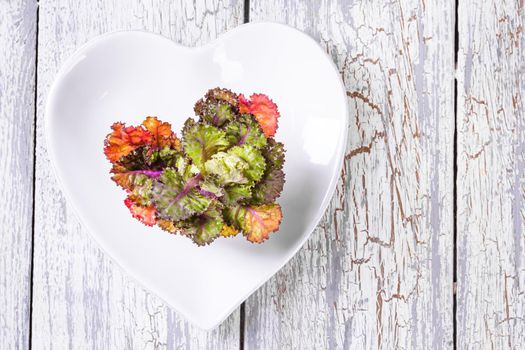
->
[182,120,230,169]
[197,102,237,127]
[251,168,285,204]
[104,122,153,162]
[181,205,224,246]
[194,88,239,127]
[157,219,179,234]
[220,224,240,238]
[117,143,181,172]
[226,204,282,243]
[263,138,285,170]
[153,147,182,168]
[198,179,224,198]
[124,196,156,226]
[229,144,266,182]
[152,168,211,221]
[238,93,280,137]
[115,147,144,170]
[205,87,239,106]
[224,114,267,148]
[221,184,252,205]
[204,151,248,185]
[142,116,181,150]
[110,166,159,195]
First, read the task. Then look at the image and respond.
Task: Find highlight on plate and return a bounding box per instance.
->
[103,88,286,246]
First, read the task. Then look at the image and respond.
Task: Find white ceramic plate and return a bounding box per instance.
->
[46,22,348,330]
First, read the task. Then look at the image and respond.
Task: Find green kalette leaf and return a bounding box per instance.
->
[182,119,230,169]
[194,88,239,127]
[173,155,200,180]
[216,104,236,126]
[180,205,224,246]
[114,142,183,175]
[221,184,252,206]
[204,151,249,185]
[155,146,181,168]
[202,87,239,107]
[263,138,285,170]
[251,168,285,205]
[199,179,224,198]
[152,168,211,221]
[117,146,150,170]
[250,139,286,204]
[196,102,236,127]
[229,144,266,183]
[224,114,267,149]
[129,175,155,206]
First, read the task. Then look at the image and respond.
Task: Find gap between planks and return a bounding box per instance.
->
[453,0,459,348]
[28,2,40,349]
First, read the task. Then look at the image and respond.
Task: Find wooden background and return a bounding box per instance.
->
[0,0,523,348]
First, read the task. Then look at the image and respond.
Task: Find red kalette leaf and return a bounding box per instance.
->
[124,197,157,226]
[238,93,280,137]
[104,122,153,162]
[238,94,250,114]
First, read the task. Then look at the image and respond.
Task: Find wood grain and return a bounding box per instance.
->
[245,1,455,348]
[31,0,243,348]
[0,0,37,348]
[457,0,525,348]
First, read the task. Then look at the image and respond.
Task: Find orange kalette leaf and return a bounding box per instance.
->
[124,197,157,226]
[220,224,240,238]
[111,168,135,191]
[111,171,144,192]
[142,116,181,149]
[238,93,280,137]
[104,122,153,162]
[242,204,282,243]
[110,163,162,192]
[157,219,179,234]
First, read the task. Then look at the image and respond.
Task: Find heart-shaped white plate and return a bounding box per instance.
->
[46,22,348,329]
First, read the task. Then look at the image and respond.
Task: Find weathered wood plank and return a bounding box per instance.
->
[245,1,455,348]
[457,1,525,348]
[32,0,243,348]
[0,0,37,348]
